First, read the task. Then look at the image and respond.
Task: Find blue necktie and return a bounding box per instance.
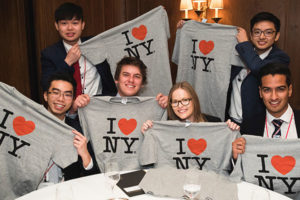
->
[272,119,283,138]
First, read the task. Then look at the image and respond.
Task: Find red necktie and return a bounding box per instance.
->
[73,61,82,98]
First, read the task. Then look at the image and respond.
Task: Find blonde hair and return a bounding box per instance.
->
[167,81,206,122]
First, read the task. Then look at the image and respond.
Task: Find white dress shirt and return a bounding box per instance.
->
[263,104,297,139]
[63,39,102,95]
[229,47,272,123]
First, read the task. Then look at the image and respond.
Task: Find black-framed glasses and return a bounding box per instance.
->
[252,29,276,37]
[48,90,73,100]
[170,98,192,107]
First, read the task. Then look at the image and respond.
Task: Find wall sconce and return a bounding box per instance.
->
[180,0,193,20]
[193,0,208,21]
[209,0,223,23]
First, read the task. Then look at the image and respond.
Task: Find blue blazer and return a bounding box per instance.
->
[225,41,290,123]
[240,109,300,138]
[41,37,117,95]
[63,116,100,180]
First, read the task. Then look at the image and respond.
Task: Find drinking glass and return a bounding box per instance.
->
[104,161,120,199]
[183,172,201,200]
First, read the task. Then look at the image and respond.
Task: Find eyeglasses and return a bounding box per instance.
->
[48,90,73,100]
[170,98,192,107]
[252,29,276,37]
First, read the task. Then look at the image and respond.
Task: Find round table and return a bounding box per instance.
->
[16,172,292,200]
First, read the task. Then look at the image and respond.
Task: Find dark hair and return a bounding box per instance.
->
[114,56,147,85]
[55,2,83,23]
[167,81,206,122]
[44,73,77,98]
[250,12,280,32]
[258,63,291,86]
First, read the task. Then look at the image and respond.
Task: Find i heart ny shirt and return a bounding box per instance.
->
[231,135,300,199]
[0,82,77,200]
[79,6,172,96]
[172,21,244,121]
[78,96,166,172]
[139,121,238,175]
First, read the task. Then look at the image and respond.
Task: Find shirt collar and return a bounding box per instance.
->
[266,104,293,124]
[259,47,272,60]
[63,39,82,53]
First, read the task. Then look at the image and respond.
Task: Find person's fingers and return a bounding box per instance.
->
[156,93,163,100]
[72,130,85,139]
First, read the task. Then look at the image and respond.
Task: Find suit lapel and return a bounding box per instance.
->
[293,109,300,138]
[55,40,67,59]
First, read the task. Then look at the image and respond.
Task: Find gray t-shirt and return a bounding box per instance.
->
[78,96,166,172]
[139,121,238,175]
[0,82,77,200]
[80,6,172,96]
[232,135,300,199]
[172,21,244,121]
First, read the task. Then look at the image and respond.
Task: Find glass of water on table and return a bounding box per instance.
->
[104,161,121,199]
[183,172,201,200]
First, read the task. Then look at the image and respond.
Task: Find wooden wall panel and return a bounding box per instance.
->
[103,0,126,30]
[0,0,31,97]
[286,0,300,109]
[124,0,140,21]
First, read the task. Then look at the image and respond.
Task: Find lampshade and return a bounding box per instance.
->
[210,0,223,9]
[180,0,193,10]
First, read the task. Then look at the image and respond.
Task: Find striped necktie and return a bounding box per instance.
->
[272,119,283,138]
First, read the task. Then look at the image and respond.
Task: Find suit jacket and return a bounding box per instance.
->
[225,42,290,123]
[240,109,300,138]
[203,113,221,122]
[63,116,100,180]
[41,37,117,95]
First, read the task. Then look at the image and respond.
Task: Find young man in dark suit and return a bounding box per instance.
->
[227,12,290,125]
[232,63,300,160]
[39,73,99,187]
[41,2,117,115]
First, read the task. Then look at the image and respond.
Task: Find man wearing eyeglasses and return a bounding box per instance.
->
[39,73,99,188]
[226,12,290,126]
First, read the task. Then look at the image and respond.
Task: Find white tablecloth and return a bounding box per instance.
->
[16,173,292,200]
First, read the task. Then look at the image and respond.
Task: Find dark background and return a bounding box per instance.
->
[0,0,299,109]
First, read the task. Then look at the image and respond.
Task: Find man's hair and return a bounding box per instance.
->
[258,63,291,86]
[167,81,206,122]
[55,2,83,23]
[114,56,147,85]
[250,12,280,32]
[44,73,77,98]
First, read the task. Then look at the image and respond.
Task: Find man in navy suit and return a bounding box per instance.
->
[226,12,290,125]
[232,63,300,160]
[39,73,99,188]
[41,2,117,115]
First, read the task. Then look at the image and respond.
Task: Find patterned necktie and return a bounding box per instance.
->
[73,61,82,98]
[272,119,283,138]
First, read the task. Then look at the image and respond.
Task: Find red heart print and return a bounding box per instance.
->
[187,138,207,155]
[118,118,137,135]
[13,116,35,136]
[271,155,296,175]
[199,40,214,55]
[132,25,147,40]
